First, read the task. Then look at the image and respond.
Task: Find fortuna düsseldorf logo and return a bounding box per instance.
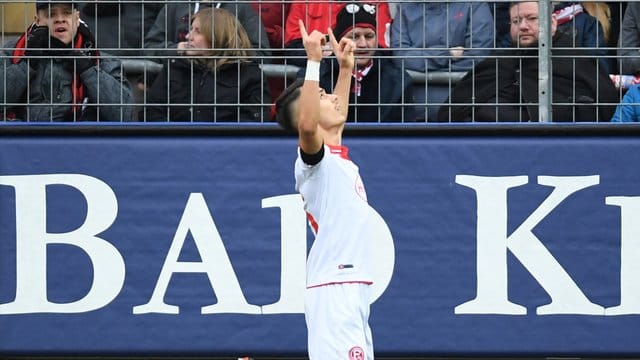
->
[349,346,364,360]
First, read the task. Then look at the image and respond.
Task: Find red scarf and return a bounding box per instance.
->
[352,60,374,96]
[553,3,584,26]
[12,23,95,114]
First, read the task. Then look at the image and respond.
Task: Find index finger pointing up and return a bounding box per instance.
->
[299,20,309,40]
[327,27,339,50]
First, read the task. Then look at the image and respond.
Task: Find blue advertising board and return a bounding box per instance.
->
[1,125,640,357]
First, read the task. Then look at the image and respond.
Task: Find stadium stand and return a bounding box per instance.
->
[0,0,634,122]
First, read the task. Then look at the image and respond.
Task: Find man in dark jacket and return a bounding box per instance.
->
[0,0,135,121]
[437,1,619,122]
[318,3,414,122]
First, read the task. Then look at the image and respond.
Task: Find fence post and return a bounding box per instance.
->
[538,0,553,122]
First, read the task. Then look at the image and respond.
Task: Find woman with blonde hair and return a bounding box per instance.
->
[144,7,270,122]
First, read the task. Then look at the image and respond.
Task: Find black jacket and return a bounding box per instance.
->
[319,52,414,122]
[437,30,619,122]
[144,59,270,122]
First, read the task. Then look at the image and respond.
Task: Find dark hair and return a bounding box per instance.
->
[274,78,304,132]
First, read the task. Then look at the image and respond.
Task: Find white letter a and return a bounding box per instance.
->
[133,193,259,314]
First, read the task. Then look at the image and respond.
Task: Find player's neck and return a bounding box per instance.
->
[322,126,343,146]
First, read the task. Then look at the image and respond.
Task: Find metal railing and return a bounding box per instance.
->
[0,0,633,123]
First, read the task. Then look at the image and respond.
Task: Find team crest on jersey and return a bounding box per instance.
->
[349,346,365,360]
[355,175,367,202]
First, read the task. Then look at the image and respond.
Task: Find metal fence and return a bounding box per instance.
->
[0,0,635,123]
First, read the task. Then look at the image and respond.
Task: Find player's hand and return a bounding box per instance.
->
[328,27,354,71]
[299,20,324,62]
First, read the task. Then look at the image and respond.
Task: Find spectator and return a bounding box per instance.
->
[611,83,640,122]
[284,0,392,67]
[0,0,135,121]
[497,2,612,72]
[391,1,494,121]
[618,2,640,75]
[553,2,606,46]
[143,7,270,122]
[437,1,619,122]
[144,1,271,59]
[316,3,413,122]
[555,2,612,72]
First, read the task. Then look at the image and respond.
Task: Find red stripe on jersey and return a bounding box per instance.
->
[307,212,319,234]
[327,144,350,160]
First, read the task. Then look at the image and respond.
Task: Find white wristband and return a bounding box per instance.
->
[304,60,321,82]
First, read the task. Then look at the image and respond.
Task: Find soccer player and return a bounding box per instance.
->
[274,20,377,360]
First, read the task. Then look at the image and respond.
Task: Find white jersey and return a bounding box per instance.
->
[295,144,375,288]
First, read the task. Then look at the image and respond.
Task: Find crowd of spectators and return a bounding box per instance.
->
[2,0,640,122]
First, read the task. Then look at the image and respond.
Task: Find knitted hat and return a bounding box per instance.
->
[333,3,378,39]
[36,1,78,11]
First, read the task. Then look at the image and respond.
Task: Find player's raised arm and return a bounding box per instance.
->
[327,28,355,121]
[297,20,325,155]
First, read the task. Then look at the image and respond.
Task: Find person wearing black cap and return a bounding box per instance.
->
[317,2,414,122]
[0,0,135,121]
